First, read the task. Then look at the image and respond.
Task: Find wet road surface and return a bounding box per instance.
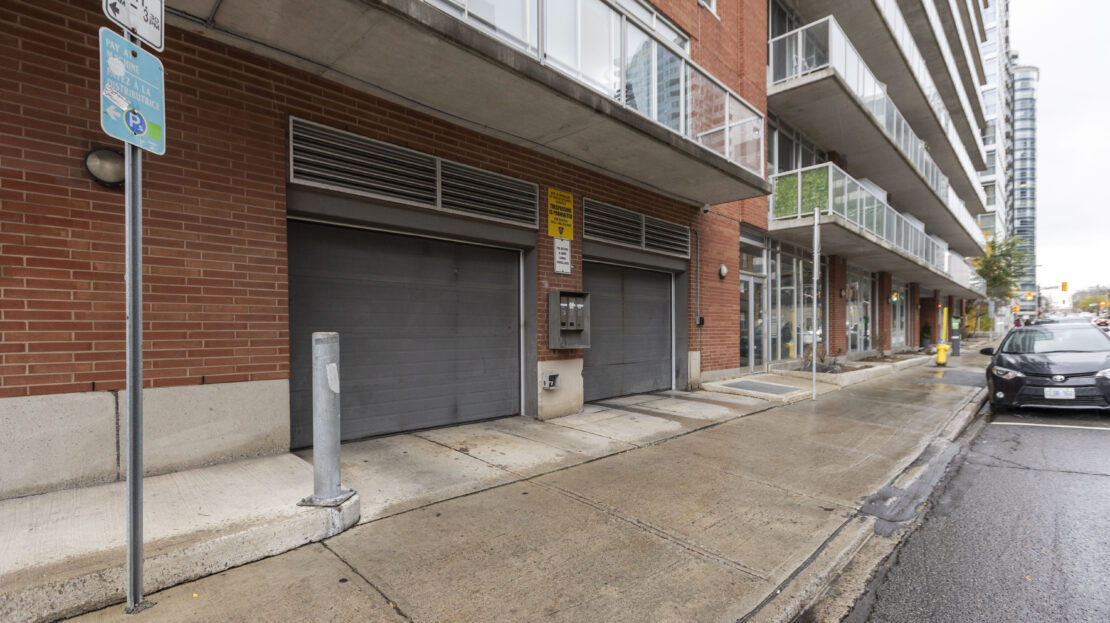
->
[847,407,1110,622]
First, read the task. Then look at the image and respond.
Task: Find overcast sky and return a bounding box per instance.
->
[1009,1,1108,305]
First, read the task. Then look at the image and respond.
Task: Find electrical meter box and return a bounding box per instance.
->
[548,290,591,349]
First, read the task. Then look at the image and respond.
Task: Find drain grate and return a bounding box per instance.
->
[721,380,798,394]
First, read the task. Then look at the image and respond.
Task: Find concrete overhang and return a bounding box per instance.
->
[955,0,987,85]
[790,1,986,204]
[166,0,770,206]
[769,215,984,300]
[925,0,987,129]
[769,69,984,256]
[894,0,986,157]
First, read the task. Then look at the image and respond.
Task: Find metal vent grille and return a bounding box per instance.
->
[441,161,538,226]
[644,216,691,257]
[584,199,690,258]
[290,118,437,207]
[584,199,642,247]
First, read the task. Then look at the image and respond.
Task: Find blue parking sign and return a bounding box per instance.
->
[99,28,166,155]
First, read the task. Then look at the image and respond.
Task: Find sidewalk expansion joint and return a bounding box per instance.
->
[535,480,767,580]
[321,541,413,623]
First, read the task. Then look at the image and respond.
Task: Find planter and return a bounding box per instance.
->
[773,362,894,387]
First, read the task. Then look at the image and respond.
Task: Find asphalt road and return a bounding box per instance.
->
[848,406,1110,623]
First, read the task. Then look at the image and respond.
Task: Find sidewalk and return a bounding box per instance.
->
[3,347,990,622]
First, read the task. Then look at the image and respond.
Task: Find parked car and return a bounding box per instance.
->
[980,324,1110,411]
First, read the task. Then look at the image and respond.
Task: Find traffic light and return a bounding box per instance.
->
[1062,282,1068,292]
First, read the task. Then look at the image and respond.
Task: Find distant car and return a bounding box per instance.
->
[981,324,1110,411]
[1030,317,1090,325]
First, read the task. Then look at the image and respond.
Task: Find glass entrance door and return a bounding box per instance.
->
[741,276,766,371]
[846,272,872,353]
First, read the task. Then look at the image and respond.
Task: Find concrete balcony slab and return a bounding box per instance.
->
[167,0,770,205]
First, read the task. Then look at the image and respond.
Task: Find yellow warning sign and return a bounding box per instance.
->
[547,188,574,240]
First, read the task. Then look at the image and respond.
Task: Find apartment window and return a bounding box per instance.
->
[769,0,801,39]
[981,121,996,146]
[984,183,996,206]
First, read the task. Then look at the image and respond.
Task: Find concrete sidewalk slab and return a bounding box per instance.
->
[535,443,852,581]
[71,544,402,622]
[413,416,635,477]
[301,434,516,525]
[546,406,687,445]
[327,481,768,623]
[0,454,358,623]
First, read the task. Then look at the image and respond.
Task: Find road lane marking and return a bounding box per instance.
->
[991,421,1110,431]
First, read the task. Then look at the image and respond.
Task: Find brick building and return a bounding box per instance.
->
[1,0,985,500]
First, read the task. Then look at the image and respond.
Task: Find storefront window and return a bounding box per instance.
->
[778,257,796,360]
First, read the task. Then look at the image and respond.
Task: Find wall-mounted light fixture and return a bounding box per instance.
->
[84,147,125,188]
[718,263,728,279]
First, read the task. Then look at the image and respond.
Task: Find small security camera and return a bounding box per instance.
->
[701,203,711,214]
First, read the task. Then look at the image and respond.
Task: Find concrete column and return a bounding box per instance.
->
[826,256,848,359]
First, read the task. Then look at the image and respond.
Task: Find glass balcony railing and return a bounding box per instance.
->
[769,17,974,219]
[770,163,949,274]
[426,0,764,176]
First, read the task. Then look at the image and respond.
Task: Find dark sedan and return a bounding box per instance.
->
[981,324,1110,411]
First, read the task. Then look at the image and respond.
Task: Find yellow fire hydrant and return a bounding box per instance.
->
[936,342,950,366]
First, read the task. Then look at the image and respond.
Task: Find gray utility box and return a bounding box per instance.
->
[548,290,591,349]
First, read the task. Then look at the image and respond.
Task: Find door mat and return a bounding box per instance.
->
[721,380,798,394]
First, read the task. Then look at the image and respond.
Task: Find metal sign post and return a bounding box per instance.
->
[123,112,148,613]
[100,10,165,611]
[812,206,820,402]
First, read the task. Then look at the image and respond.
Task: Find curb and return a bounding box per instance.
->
[0,495,360,623]
[738,382,990,622]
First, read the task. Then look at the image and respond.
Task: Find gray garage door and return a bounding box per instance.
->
[583,262,672,402]
[289,221,520,447]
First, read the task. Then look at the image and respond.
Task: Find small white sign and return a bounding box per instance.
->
[103,0,165,52]
[326,362,340,394]
[554,238,571,274]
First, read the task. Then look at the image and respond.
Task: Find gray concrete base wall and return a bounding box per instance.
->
[1,379,290,500]
[536,359,584,420]
[0,392,119,500]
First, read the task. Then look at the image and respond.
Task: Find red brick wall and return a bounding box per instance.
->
[876,272,892,351]
[1,0,724,395]
[693,208,741,372]
[826,256,847,358]
[908,283,920,348]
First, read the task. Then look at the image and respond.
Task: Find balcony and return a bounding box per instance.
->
[769,163,985,298]
[767,16,984,255]
[780,2,985,211]
[166,0,768,205]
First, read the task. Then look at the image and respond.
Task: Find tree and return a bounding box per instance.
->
[970,236,1030,300]
[1076,294,1108,313]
